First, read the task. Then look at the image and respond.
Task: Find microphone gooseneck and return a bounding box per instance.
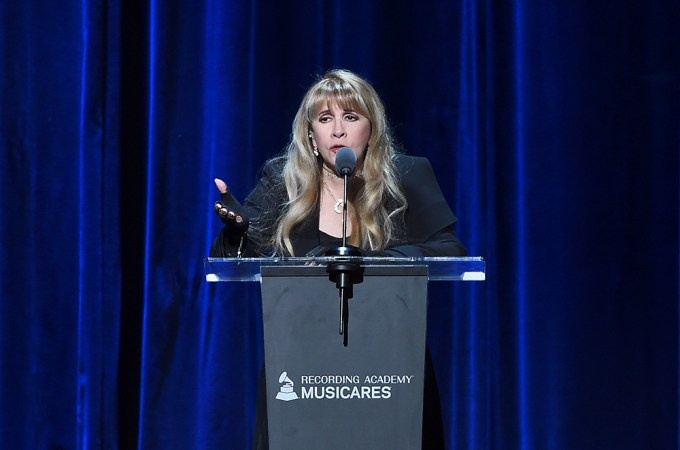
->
[324,147,364,347]
[337,148,354,247]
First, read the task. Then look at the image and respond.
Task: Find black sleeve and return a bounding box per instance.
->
[384,227,467,257]
[209,228,243,257]
[385,155,467,257]
[209,159,285,257]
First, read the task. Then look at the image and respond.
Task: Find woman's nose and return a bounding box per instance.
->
[332,122,346,137]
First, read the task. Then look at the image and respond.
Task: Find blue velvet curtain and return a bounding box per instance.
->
[1,0,678,449]
[0,1,122,448]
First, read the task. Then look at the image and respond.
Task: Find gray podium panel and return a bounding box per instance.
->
[260,265,428,450]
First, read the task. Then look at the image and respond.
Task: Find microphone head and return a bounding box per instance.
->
[334,147,357,176]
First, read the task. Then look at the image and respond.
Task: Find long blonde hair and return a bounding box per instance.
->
[273,69,407,255]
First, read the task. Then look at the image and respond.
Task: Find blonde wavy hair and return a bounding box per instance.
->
[273,69,407,256]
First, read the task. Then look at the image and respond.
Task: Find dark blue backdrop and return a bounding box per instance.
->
[1,0,678,449]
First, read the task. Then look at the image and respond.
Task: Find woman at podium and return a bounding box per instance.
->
[211,69,466,260]
[211,69,466,450]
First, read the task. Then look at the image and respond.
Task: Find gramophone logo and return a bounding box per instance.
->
[275,371,299,401]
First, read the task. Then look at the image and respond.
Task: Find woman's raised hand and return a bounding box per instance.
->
[213,178,249,230]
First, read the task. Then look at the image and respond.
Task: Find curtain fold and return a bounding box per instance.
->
[77,1,122,448]
[1,0,678,449]
[0,0,121,448]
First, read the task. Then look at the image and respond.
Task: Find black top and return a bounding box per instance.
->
[212,154,457,449]
[210,154,466,257]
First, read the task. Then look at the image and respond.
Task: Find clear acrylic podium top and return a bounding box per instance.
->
[204,256,485,282]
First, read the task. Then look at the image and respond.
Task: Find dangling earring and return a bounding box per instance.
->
[309,131,319,157]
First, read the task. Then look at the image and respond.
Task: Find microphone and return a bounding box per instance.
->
[325,146,364,347]
[334,147,357,177]
[334,147,356,248]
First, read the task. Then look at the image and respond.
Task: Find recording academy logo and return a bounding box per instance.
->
[274,370,415,402]
[275,371,299,401]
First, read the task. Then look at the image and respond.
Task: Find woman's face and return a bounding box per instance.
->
[310,102,371,173]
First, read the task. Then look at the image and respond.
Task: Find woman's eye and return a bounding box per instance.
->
[319,116,331,123]
[344,114,358,121]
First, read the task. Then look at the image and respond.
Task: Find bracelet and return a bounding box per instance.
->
[236,233,246,258]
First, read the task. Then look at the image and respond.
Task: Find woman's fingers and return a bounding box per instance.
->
[214,201,244,224]
[214,178,228,194]
[213,178,249,229]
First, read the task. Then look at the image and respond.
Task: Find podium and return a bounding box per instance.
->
[205,256,485,450]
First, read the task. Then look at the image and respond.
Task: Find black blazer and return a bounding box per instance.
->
[210,154,467,257]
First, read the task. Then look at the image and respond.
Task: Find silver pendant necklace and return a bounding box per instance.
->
[322,178,344,214]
